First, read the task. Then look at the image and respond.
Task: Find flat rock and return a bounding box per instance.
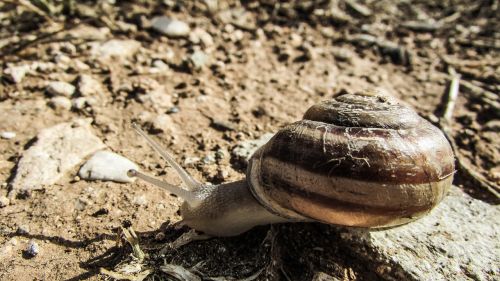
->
[9,120,105,196]
[339,187,499,281]
[91,39,141,59]
[231,133,274,167]
[151,16,190,37]
[79,151,138,183]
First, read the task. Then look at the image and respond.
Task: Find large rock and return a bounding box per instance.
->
[340,187,499,281]
[9,120,105,197]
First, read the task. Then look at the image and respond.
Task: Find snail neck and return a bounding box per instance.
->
[180,180,297,237]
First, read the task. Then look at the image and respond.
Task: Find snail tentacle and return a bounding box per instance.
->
[131,122,201,191]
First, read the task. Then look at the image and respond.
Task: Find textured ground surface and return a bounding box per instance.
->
[0,1,498,280]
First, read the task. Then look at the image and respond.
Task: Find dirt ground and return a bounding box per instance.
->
[0,1,498,280]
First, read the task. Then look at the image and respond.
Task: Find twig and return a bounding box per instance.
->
[438,72,500,198]
[344,0,372,17]
[1,26,67,57]
[442,72,460,123]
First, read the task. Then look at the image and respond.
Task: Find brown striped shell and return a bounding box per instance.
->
[247,91,455,228]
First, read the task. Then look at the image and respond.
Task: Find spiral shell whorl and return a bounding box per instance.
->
[248,92,455,228]
[303,92,420,129]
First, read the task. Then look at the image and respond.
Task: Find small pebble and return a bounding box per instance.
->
[216,169,229,181]
[0,131,16,139]
[132,195,147,206]
[484,120,500,131]
[151,16,190,37]
[155,232,166,241]
[46,81,75,97]
[184,157,200,165]
[4,65,30,83]
[25,240,39,257]
[232,133,274,167]
[189,28,214,47]
[166,106,180,114]
[0,196,10,208]
[78,150,139,183]
[74,198,88,211]
[189,50,209,71]
[16,225,30,235]
[215,149,226,160]
[211,120,235,132]
[49,96,72,111]
[72,97,87,110]
[78,74,102,97]
[202,155,216,165]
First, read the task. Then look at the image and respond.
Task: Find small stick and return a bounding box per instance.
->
[442,71,461,124]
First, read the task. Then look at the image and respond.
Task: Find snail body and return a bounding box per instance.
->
[129,91,454,236]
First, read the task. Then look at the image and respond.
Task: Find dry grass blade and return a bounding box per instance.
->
[121,226,145,261]
[160,264,202,281]
[442,72,461,123]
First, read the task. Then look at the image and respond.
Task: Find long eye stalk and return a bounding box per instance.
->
[129,123,202,205]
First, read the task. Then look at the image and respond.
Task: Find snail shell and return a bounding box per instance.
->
[248,91,455,228]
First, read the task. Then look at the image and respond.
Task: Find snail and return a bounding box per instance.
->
[128,91,455,237]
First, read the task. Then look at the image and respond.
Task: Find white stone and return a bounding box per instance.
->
[4,65,30,83]
[132,195,147,206]
[73,59,90,70]
[25,240,39,257]
[189,28,214,47]
[47,81,76,97]
[0,238,18,259]
[137,86,173,112]
[151,16,190,37]
[0,196,9,207]
[9,120,105,196]
[54,54,71,65]
[189,50,209,70]
[68,25,110,41]
[49,96,72,111]
[0,131,16,139]
[77,74,103,97]
[151,115,178,135]
[91,39,141,59]
[79,151,138,183]
[72,97,87,110]
[340,187,500,281]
